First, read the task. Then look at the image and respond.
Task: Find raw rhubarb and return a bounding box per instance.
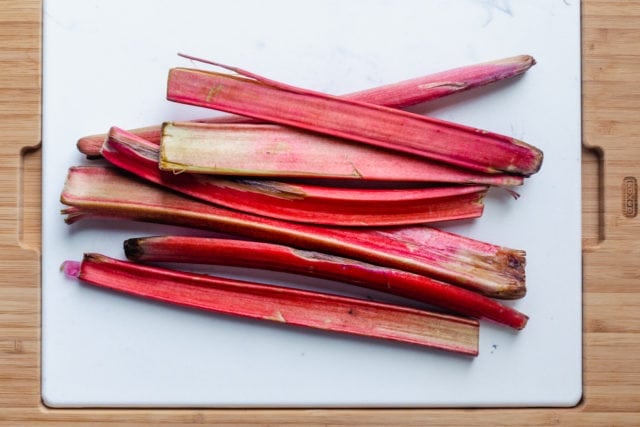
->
[344,54,536,108]
[159,121,524,186]
[125,235,529,329]
[77,55,535,158]
[62,253,480,355]
[60,166,527,298]
[101,126,488,226]
[166,64,543,176]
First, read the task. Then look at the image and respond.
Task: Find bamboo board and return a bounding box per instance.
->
[1,0,639,424]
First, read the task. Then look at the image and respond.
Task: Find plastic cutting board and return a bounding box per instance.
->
[41,0,582,407]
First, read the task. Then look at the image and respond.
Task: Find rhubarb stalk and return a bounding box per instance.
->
[102,126,489,227]
[166,65,543,176]
[125,235,529,329]
[344,54,536,108]
[60,166,526,298]
[77,55,535,158]
[62,253,480,355]
[159,122,524,186]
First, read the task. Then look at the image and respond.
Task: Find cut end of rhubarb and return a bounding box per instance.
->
[495,284,527,300]
[60,260,81,278]
[77,135,106,159]
[520,54,536,68]
[531,147,544,175]
[516,314,530,330]
[491,54,536,70]
[124,238,145,259]
[488,248,527,299]
[508,138,544,176]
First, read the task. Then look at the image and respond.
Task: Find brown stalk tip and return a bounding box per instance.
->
[490,54,536,70]
[123,238,145,260]
[495,285,527,300]
[527,55,537,67]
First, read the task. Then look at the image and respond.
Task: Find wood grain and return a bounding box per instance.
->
[1,0,639,424]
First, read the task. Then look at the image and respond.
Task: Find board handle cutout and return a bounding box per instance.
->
[582,145,604,250]
[19,143,42,254]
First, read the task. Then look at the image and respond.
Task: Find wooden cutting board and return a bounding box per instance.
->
[1,0,639,424]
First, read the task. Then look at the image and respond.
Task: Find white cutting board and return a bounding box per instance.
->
[42,0,582,407]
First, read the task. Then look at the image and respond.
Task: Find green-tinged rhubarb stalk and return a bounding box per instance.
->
[76,55,536,158]
[101,126,488,227]
[124,236,529,329]
[166,63,543,176]
[60,166,527,298]
[159,122,524,186]
[62,254,479,355]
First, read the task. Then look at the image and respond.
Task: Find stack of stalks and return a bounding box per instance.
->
[61,55,542,357]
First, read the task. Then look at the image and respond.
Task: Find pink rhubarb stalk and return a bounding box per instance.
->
[166,64,543,176]
[102,126,488,226]
[62,254,480,355]
[60,166,527,298]
[159,122,524,186]
[345,54,536,108]
[77,55,535,158]
[125,236,529,329]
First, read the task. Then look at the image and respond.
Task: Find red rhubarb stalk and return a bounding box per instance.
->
[60,166,526,298]
[159,122,524,186]
[62,253,480,355]
[166,65,543,176]
[102,126,488,226]
[124,236,529,329]
[77,55,535,158]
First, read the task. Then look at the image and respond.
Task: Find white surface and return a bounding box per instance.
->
[42,0,582,407]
